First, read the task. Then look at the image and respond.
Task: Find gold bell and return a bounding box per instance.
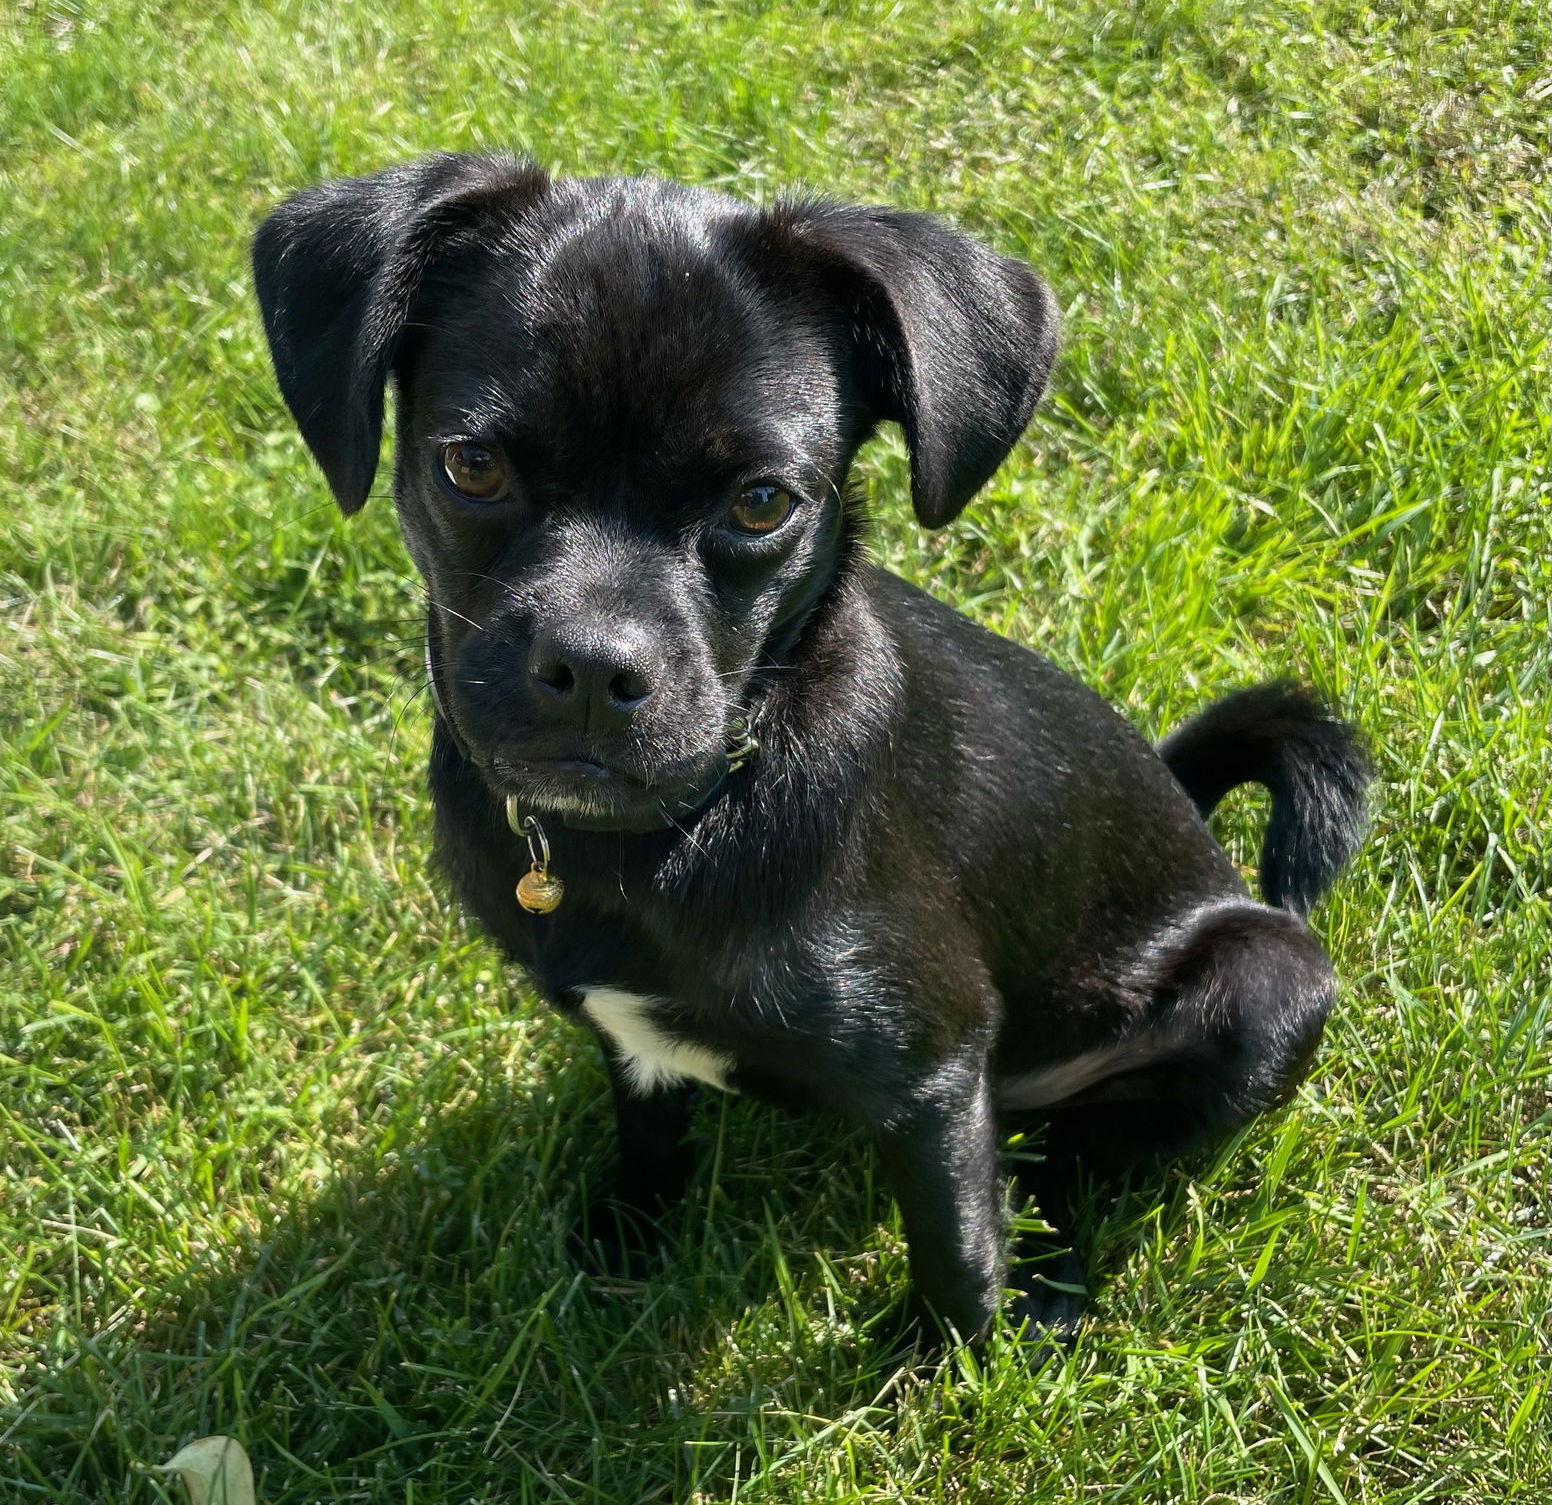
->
[516,866,564,914]
[507,796,564,915]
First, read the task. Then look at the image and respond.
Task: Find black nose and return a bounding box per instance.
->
[527,623,660,729]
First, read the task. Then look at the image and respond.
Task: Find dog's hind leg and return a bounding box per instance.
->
[1007,901,1336,1338]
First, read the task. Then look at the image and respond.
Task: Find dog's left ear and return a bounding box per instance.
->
[756,201,1058,528]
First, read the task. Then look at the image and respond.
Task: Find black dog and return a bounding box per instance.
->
[252,154,1369,1349]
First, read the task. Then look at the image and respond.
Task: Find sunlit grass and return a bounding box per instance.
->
[2,1,1548,1500]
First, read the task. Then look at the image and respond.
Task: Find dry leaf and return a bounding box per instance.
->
[157,1436,256,1505]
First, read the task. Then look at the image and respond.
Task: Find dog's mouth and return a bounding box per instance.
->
[520,755,626,782]
[489,749,730,833]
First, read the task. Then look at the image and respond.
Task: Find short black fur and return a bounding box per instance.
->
[252,153,1371,1352]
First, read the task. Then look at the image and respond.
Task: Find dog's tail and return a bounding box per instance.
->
[1158,682,1371,917]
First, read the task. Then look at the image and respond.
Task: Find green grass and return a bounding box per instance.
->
[2,0,1548,1499]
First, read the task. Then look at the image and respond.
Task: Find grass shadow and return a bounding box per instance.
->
[10,1062,994,1502]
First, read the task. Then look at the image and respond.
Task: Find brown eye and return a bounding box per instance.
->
[728,484,794,536]
[439,440,510,502]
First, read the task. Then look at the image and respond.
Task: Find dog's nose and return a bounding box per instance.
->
[527,624,660,728]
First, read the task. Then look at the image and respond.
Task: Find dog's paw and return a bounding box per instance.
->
[568,1196,674,1279]
[873,1296,943,1359]
[1007,1247,1087,1367]
[856,1297,956,1393]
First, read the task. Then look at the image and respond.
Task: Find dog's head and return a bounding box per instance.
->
[253,154,1057,831]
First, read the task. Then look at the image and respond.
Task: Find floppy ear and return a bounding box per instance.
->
[766,201,1058,528]
[251,153,550,513]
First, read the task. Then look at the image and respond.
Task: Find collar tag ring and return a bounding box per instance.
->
[507,796,565,914]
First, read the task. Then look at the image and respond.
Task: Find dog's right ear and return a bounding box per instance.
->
[251,153,550,514]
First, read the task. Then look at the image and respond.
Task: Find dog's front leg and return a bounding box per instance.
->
[876,1061,1004,1343]
[606,1050,696,1210]
[574,1052,695,1274]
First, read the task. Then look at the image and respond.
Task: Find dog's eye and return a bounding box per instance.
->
[440,441,510,502]
[728,485,794,536]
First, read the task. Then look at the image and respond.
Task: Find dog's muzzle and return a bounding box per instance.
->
[426,636,758,834]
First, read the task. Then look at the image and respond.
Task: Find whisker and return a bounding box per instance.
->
[451,570,527,610]
[658,804,712,866]
[384,571,488,634]
[390,677,435,750]
[713,664,797,682]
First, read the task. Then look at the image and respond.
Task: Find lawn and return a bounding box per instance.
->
[1,1,1548,1500]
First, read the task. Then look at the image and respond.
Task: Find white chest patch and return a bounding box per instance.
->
[581,987,735,1097]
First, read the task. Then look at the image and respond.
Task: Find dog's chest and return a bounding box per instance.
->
[580,987,735,1096]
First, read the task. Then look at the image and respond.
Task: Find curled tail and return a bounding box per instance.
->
[1158,682,1372,917]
